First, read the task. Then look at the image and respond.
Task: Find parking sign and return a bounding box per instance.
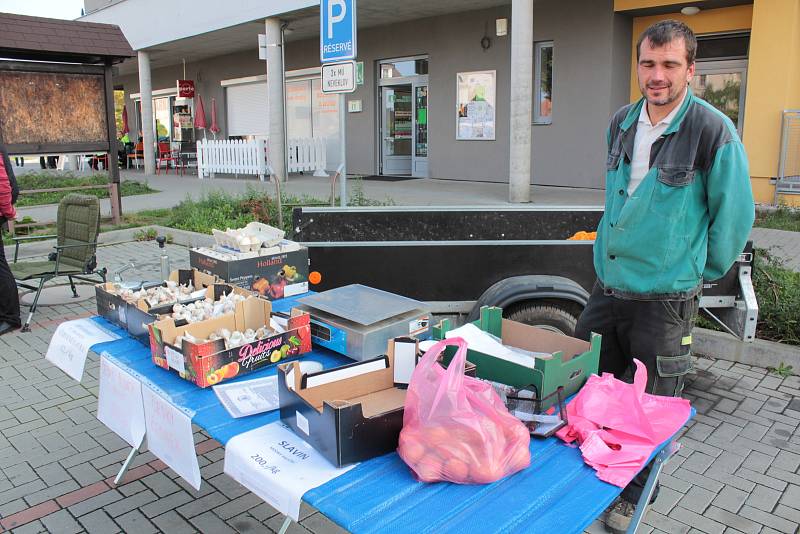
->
[320,0,357,63]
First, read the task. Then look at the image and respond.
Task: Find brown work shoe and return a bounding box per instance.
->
[604,498,636,533]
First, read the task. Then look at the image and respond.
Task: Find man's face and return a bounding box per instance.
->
[637,37,695,107]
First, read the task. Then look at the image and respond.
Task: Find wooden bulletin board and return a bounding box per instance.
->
[0,61,114,156]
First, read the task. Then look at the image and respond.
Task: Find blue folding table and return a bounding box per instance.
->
[89,302,688,534]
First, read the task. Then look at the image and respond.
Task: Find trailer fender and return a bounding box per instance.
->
[467,275,590,322]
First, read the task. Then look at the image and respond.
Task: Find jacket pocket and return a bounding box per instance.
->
[651,165,695,221]
[657,166,695,187]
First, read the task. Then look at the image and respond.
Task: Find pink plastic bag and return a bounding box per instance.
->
[556,359,692,487]
[397,337,531,484]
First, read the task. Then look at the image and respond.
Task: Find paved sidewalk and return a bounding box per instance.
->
[0,241,798,533]
[15,170,606,222]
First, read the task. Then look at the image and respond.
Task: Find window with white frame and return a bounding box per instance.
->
[534,41,553,124]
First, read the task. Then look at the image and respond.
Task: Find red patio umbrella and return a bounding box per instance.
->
[209,97,220,138]
[121,105,130,135]
[194,95,208,139]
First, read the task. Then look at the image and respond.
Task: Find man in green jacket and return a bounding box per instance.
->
[575,20,754,533]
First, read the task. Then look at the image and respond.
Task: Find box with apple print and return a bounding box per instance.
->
[148,296,312,388]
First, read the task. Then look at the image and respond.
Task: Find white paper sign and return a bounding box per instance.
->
[97,356,146,448]
[45,318,119,381]
[165,346,186,374]
[224,422,356,521]
[142,387,201,490]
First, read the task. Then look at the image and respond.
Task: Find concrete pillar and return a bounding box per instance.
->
[265,18,287,182]
[508,0,533,203]
[137,50,156,175]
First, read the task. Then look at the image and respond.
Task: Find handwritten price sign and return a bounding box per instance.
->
[142,387,201,490]
[97,356,146,449]
[45,319,118,381]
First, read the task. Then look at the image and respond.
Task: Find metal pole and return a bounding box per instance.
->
[339,93,347,207]
[113,445,139,485]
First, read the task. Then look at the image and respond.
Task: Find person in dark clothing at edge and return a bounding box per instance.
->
[574,20,754,533]
[0,143,21,335]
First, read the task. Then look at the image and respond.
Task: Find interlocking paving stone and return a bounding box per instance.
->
[678,485,717,514]
[712,486,749,513]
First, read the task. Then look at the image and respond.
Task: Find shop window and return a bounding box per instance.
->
[380,58,428,79]
[534,41,553,125]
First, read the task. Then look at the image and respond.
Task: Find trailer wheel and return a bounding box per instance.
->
[504,303,578,336]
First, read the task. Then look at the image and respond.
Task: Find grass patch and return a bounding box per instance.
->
[752,249,800,345]
[754,205,800,233]
[15,172,157,207]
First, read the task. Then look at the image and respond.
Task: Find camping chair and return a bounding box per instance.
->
[11,194,107,332]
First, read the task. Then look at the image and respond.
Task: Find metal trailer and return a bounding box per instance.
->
[292,206,757,341]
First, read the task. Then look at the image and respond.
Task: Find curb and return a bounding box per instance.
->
[692,327,800,370]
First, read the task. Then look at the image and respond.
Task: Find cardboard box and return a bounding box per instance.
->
[149,297,312,388]
[189,244,309,300]
[278,340,408,467]
[433,306,601,409]
[96,269,220,344]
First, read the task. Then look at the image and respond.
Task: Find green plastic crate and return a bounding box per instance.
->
[433,306,601,409]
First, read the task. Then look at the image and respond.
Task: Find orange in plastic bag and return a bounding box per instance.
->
[397,337,531,484]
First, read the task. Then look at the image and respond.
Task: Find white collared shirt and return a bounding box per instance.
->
[628,90,687,195]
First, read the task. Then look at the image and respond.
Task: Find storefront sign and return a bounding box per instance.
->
[45,318,119,381]
[177,79,195,98]
[97,355,146,449]
[142,386,202,490]
[320,0,357,63]
[322,61,356,94]
[456,70,497,141]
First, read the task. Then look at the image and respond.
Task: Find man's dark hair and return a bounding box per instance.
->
[637,20,697,64]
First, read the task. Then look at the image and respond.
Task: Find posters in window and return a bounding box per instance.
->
[456,70,496,140]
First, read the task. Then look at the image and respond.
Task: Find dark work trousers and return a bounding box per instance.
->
[0,226,21,328]
[575,282,697,504]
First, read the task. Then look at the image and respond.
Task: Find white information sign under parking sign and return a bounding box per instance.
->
[45,318,119,381]
[97,356,146,449]
[224,422,356,521]
[142,386,202,490]
[322,61,356,94]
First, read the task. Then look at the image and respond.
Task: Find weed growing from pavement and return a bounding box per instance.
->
[767,362,795,377]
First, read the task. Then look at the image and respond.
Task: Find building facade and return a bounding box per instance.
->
[81,0,800,204]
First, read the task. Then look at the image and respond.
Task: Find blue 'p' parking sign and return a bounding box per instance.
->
[320,0,357,63]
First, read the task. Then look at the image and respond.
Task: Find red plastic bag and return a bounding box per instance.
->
[397,337,531,484]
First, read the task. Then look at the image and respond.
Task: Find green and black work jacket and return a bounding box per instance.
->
[595,88,755,300]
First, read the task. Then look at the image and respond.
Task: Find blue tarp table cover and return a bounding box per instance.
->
[90,296,691,534]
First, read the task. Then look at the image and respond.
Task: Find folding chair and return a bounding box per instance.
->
[11,194,107,331]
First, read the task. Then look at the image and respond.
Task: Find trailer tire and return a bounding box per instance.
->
[504,303,578,336]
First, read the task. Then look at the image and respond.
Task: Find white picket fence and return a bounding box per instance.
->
[197,137,326,180]
[287,137,327,175]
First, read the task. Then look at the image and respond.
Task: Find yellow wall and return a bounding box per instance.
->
[742,0,800,205]
[615,0,707,10]
[629,5,753,101]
